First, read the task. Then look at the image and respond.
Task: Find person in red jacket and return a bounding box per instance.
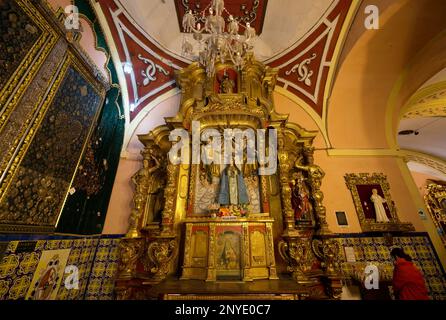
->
[391,247,430,300]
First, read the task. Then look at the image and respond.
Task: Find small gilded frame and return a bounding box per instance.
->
[344,173,414,232]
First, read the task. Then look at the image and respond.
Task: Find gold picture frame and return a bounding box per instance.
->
[344,173,414,232]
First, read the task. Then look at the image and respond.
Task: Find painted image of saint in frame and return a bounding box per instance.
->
[355,184,392,223]
[26,249,71,300]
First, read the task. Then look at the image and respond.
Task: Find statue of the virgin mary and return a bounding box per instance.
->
[217,163,249,206]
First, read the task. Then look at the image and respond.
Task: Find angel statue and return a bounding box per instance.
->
[244,22,256,42]
[127,146,166,237]
[182,10,196,33]
[228,15,239,35]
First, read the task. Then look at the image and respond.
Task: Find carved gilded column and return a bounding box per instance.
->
[302,146,331,235]
[206,223,217,281]
[180,223,193,279]
[266,222,279,279]
[242,223,252,281]
[259,173,270,213]
[277,129,297,235]
[161,163,180,235]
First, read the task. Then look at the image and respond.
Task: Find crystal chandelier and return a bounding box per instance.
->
[181,0,257,77]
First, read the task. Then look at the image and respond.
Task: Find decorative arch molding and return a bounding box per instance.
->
[77,14,111,83]
[274,86,330,149]
[47,0,111,82]
[267,0,356,118]
[402,149,446,177]
[400,81,446,119]
[122,88,180,157]
[94,0,358,154]
[386,28,446,149]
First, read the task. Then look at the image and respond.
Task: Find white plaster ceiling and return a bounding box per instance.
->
[420,67,446,89]
[118,0,334,61]
[399,70,446,178]
[407,161,446,181]
[398,117,446,160]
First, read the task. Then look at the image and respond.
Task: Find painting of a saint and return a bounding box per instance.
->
[216,231,241,279]
[219,240,238,269]
[26,249,71,300]
[354,184,392,222]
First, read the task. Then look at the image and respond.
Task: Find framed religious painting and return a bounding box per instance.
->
[344,173,414,232]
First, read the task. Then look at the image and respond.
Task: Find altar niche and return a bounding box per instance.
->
[191,133,261,217]
[183,126,278,281]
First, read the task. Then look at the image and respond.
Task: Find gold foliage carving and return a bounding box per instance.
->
[145,236,178,280]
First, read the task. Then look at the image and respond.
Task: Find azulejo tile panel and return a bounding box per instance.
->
[84,238,120,300]
[337,234,446,300]
[0,233,444,300]
[0,235,121,300]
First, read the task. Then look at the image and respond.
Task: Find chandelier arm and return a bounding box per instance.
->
[184,0,253,76]
[226,45,240,67]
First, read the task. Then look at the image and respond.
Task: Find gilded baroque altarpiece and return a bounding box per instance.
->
[115,54,343,300]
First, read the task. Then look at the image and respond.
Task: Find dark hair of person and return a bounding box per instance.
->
[390,247,413,262]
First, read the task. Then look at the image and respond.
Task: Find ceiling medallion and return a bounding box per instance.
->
[181,0,257,77]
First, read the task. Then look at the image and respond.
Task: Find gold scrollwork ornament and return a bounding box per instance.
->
[312,238,342,276]
[117,238,144,279]
[278,237,318,284]
[145,237,178,281]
